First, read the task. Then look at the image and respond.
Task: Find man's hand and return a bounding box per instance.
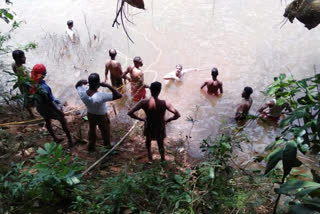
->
[75,79,88,88]
[100,82,111,87]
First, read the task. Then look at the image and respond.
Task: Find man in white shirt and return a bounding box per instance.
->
[66,20,76,43]
[163,64,198,82]
[76,73,122,151]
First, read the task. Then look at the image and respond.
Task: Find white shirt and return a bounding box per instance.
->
[77,86,113,115]
[66,27,75,41]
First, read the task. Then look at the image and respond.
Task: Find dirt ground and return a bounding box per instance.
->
[0,104,200,176]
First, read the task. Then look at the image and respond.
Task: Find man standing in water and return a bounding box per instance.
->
[11,50,35,118]
[128,81,180,162]
[76,73,122,151]
[235,86,253,120]
[66,20,76,43]
[30,64,73,147]
[200,67,223,96]
[258,89,291,123]
[163,64,198,82]
[105,48,124,89]
[122,56,149,101]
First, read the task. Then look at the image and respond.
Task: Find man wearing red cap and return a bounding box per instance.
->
[31,64,73,147]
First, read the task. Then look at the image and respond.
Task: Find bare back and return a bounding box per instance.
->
[206,79,223,95]
[105,59,123,79]
[141,97,167,124]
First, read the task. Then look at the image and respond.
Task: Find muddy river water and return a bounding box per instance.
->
[2,0,320,165]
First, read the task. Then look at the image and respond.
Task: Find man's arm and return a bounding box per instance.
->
[258,101,272,113]
[200,81,208,89]
[122,66,132,82]
[105,62,109,82]
[75,79,88,88]
[128,101,145,121]
[165,102,181,123]
[100,82,122,100]
[219,82,223,94]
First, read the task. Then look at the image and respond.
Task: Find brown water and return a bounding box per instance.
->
[2,0,320,164]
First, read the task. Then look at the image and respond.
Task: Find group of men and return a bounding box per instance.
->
[10,43,290,162]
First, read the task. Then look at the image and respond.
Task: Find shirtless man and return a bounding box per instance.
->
[163,64,197,82]
[105,48,123,88]
[128,81,180,161]
[200,68,223,96]
[235,86,253,120]
[258,89,291,123]
[122,56,149,101]
[12,50,35,118]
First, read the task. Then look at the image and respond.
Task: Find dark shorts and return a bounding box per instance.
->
[37,103,64,121]
[144,121,166,140]
[111,77,123,88]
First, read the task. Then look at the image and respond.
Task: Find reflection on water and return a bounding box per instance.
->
[2,0,320,163]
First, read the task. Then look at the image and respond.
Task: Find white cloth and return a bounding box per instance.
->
[66,27,75,41]
[77,86,113,115]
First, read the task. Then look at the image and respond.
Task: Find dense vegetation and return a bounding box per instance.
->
[1,1,320,213]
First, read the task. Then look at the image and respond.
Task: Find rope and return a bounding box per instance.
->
[81,120,138,177]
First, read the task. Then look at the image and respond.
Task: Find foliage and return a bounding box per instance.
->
[0,1,36,109]
[0,142,84,213]
[263,73,320,213]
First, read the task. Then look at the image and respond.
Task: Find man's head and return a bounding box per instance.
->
[211,67,219,79]
[242,86,253,99]
[133,56,143,67]
[12,50,26,64]
[31,64,47,83]
[176,64,183,73]
[88,73,100,90]
[67,20,73,28]
[150,81,162,97]
[109,48,117,59]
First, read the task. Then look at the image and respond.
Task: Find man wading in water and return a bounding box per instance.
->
[235,86,253,121]
[200,67,223,96]
[122,56,149,102]
[128,81,180,162]
[105,48,124,89]
[76,73,122,152]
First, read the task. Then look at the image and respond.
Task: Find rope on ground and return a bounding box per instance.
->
[0,83,127,127]
[81,120,138,177]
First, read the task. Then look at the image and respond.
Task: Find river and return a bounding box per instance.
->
[1,0,320,165]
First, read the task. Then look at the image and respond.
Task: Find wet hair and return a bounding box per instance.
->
[109,49,117,58]
[211,67,219,76]
[176,64,183,70]
[12,50,25,61]
[150,81,162,97]
[88,73,100,90]
[133,56,142,64]
[67,20,73,26]
[244,86,253,96]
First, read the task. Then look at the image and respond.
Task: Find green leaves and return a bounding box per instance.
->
[264,148,283,175]
[275,180,320,195]
[282,141,302,179]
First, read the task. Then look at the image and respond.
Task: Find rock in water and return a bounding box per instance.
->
[125,0,145,9]
[284,0,320,29]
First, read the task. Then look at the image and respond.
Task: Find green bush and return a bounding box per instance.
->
[0,142,84,212]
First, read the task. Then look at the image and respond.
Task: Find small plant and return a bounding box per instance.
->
[0,142,84,212]
[263,73,320,213]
